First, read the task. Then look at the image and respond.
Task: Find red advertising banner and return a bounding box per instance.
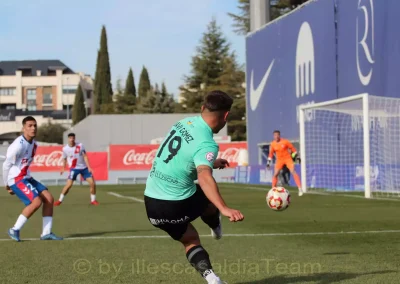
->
[109,142,248,170]
[30,146,109,180]
[109,144,158,170]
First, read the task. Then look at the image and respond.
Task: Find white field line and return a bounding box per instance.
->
[220,183,400,201]
[1,230,400,241]
[107,192,144,203]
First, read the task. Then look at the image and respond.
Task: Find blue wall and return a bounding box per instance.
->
[246,0,400,166]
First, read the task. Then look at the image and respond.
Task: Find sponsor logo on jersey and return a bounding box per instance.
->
[149,169,179,184]
[206,152,215,162]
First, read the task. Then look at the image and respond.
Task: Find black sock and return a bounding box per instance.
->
[201,209,220,230]
[186,245,214,278]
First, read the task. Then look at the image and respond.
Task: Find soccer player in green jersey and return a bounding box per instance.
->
[144,90,244,284]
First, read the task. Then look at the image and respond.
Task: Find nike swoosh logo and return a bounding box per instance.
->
[250,59,275,111]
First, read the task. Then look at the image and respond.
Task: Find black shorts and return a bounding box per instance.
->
[144,184,211,240]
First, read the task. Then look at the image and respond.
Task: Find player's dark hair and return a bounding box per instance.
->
[273,130,280,134]
[22,116,36,125]
[203,90,233,113]
[68,133,75,137]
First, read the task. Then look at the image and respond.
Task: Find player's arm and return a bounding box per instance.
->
[287,141,300,162]
[81,146,92,172]
[2,143,21,194]
[194,143,244,222]
[267,144,274,168]
[61,149,67,174]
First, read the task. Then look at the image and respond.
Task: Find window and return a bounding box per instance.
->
[62,85,77,94]
[0,104,16,110]
[27,89,37,111]
[43,87,52,104]
[0,88,16,96]
[43,94,52,104]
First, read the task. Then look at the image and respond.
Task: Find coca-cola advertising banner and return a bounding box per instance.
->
[109,142,248,170]
[30,146,109,180]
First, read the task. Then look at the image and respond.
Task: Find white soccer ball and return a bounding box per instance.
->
[266,187,291,211]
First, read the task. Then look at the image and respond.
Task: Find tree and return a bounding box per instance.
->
[93,25,113,113]
[138,66,151,100]
[227,0,250,36]
[36,120,67,144]
[93,50,101,113]
[115,68,136,113]
[228,0,310,35]
[161,83,175,113]
[179,18,246,141]
[180,18,230,112]
[72,85,86,125]
[136,87,158,114]
[124,68,136,98]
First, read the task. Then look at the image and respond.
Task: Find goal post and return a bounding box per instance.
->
[299,93,400,199]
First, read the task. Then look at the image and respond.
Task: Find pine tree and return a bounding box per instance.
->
[180,18,230,112]
[72,85,86,125]
[93,25,113,113]
[228,0,308,35]
[179,18,246,140]
[227,0,250,35]
[160,82,175,113]
[138,66,151,100]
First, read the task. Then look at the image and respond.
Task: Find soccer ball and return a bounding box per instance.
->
[266,187,291,211]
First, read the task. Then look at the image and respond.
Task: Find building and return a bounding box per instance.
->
[0,60,93,142]
[63,113,229,152]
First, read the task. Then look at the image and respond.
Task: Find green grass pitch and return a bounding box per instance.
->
[1,183,400,284]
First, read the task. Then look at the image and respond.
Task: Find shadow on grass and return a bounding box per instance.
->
[236,271,397,284]
[66,229,158,238]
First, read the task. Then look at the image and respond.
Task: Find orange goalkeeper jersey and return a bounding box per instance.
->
[268,139,297,161]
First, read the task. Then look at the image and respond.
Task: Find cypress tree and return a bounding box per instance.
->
[93,25,113,113]
[138,66,151,100]
[93,50,101,113]
[72,85,86,125]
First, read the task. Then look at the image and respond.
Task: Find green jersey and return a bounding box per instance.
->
[144,116,219,200]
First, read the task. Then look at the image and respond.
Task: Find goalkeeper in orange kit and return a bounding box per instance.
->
[267,130,303,196]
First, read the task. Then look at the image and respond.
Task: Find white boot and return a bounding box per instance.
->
[211,214,222,240]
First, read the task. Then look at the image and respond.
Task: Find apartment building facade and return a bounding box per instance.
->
[0,60,93,142]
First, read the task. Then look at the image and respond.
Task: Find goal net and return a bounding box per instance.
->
[299,93,400,198]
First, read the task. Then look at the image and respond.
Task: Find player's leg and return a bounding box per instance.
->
[30,178,63,240]
[179,224,224,283]
[273,161,284,187]
[144,196,224,283]
[286,159,303,196]
[82,168,98,205]
[55,170,76,205]
[194,185,222,240]
[8,180,43,241]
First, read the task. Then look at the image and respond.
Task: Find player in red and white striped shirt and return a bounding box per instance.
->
[2,116,63,241]
[54,133,98,206]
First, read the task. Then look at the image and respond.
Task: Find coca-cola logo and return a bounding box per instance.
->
[217,148,241,163]
[123,149,158,165]
[32,151,64,167]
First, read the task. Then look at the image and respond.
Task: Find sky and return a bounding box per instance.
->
[0,0,246,98]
